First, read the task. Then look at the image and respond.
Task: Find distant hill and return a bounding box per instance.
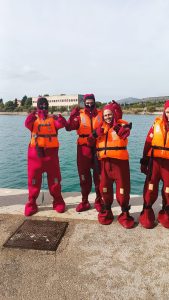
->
[117,97,141,104]
[117,96,169,104]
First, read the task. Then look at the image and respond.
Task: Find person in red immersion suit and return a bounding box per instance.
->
[88,101,134,228]
[66,94,103,212]
[139,100,169,229]
[24,97,67,216]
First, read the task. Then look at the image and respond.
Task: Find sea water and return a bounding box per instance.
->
[0,114,156,195]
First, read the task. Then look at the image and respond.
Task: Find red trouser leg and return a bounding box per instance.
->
[139,158,160,228]
[99,159,113,207]
[98,159,114,225]
[93,159,101,199]
[44,148,65,213]
[77,145,92,201]
[113,159,130,208]
[44,149,63,201]
[27,147,43,203]
[112,159,134,228]
[160,158,169,206]
[143,158,160,206]
[25,146,43,216]
[93,160,103,212]
[157,158,169,228]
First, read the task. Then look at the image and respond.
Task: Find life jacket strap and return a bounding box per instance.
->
[79,134,90,138]
[34,133,58,143]
[36,134,58,137]
[38,123,51,132]
[96,146,127,151]
[152,145,169,151]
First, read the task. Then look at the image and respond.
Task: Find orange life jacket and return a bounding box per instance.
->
[77,109,102,145]
[96,119,129,160]
[30,117,59,148]
[148,116,169,159]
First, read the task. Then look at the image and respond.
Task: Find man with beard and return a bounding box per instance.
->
[66,94,103,212]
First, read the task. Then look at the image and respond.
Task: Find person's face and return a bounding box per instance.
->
[85,99,95,107]
[103,109,113,124]
[165,107,169,121]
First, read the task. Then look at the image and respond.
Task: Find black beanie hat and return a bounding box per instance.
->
[37,97,49,110]
[83,94,95,102]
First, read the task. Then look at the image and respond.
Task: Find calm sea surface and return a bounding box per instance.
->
[0,114,157,195]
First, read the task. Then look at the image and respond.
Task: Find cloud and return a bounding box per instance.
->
[0,65,49,81]
[0,0,169,101]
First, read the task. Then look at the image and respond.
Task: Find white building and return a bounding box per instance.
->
[32,94,84,110]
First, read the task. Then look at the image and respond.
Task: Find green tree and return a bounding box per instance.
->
[4,101,15,111]
[14,98,18,108]
[48,106,57,113]
[0,98,4,111]
[95,101,104,109]
[24,97,32,108]
[21,95,28,106]
[147,106,156,113]
[59,106,67,113]
[15,106,24,112]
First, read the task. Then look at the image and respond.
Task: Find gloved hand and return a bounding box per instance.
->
[70,106,80,119]
[27,110,37,122]
[57,114,67,127]
[25,109,37,130]
[140,157,149,175]
[124,122,132,130]
[87,134,96,147]
[52,114,58,120]
[92,126,104,138]
[113,124,121,133]
[114,124,130,139]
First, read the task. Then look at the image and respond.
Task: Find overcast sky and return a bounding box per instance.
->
[0,0,169,102]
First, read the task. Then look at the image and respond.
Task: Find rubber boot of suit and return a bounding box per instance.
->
[98,204,114,225]
[139,205,155,229]
[53,196,66,213]
[158,207,169,228]
[118,208,135,229]
[76,198,91,212]
[25,201,38,217]
[94,194,103,213]
[76,197,103,213]
[50,177,66,213]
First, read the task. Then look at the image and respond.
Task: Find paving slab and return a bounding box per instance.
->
[0,188,169,300]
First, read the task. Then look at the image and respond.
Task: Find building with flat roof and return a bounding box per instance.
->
[32,94,84,109]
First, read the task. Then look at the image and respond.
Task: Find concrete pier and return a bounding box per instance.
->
[0,188,169,300]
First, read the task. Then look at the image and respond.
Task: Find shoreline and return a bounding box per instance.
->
[0,111,70,116]
[0,111,163,116]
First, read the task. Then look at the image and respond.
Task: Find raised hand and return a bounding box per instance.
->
[70,106,80,119]
[114,124,130,139]
[57,114,67,127]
